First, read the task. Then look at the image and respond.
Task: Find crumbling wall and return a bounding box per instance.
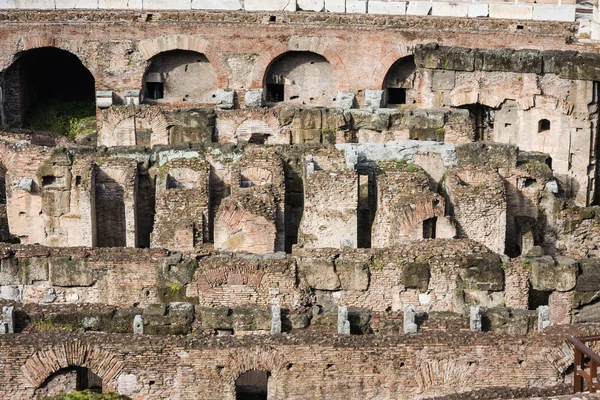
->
[444,166,507,254]
[371,161,447,247]
[298,149,358,249]
[151,157,210,251]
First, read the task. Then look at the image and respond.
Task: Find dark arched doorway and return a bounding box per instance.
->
[142,50,217,104]
[35,366,103,398]
[236,370,269,400]
[382,56,416,107]
[3,47,96,136]
[264,51,336,106]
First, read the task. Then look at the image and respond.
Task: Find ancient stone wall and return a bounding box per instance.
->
[0,328,587,399]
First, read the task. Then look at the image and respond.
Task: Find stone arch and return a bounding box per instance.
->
[228,348,287,382]
[138,35,230,88]
[262,51,337,106]
[99,105,169,147]
[371,46,413,90]
[21,343,124,390]
[2,44,96,128]
[250,37,347,90]
[382,55,417,107]
[235,119,275,144]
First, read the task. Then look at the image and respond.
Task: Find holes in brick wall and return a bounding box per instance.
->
[266,83,284,102]
[423,217,437,239]
[528,289,551,310]
[75,176,82,187]
[386,88,406,105]
[146,82,164,100]
[538,119,550,133]
[236,370,269,400]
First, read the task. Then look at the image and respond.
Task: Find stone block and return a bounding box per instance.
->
[43,288,57,303]
[402,262,430,292]
[214,89,235,110]
[245,0,296,11]
[98,0,143,8]
[537,305,551,331]
[298,258,341,290]
[346,0,366,13]
[244,90,264,108]
[468,3,488,17]
[0,259,20,285]
[432,70,456,91]
[133,315,144,335]
[297,0,323,11]
[19,178,33,192]
[489,4,533,20]
[458,254,504,292]
[532,5,575,21]
[2,305,14,333]
[414,43,475,72]
[96,91,114,109]
[325,0,344,12]
[470,306,482,332]
[49,258,95,287]
[191,0,242,9]
[431,2,468,17]
[20,258,49,284]
[368,1,406,14]
[530,256,577,292]
[403,305,417,333]
[0,322,8,334]
[336,258,369,291]
[56,0,98,8]
[0,285,21,301]
[406,1,431,16]
[8,0,54,9]
[337,305,349,334]
[143,0,190,9]
[336,92,355,110]
[576,259,600,292]
[197,306,233,329]
[124,90,140,106]
[271,304,281,335]
[117,374,139,397]
[364,90,383,111]
[169,302,195,324]
[479,49,542,74]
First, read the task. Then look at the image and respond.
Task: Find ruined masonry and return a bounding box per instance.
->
[0,2,600,400]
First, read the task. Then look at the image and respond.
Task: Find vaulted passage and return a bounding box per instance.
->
[264,51,336,106]
[142,50,217,104]
[236,370,269,400]
[35,366,102,398]
[3,47,95,132]
[383,56,415,107]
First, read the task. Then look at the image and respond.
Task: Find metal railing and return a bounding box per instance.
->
[570,336,600,393]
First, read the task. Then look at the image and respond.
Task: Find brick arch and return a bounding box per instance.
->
[138,35,230,88]
[372,47,414,90]
[250,37,348,90]
[21,342,124,390]
[5,35,98,83]
[228,348,288,381]
[99,105,170,147]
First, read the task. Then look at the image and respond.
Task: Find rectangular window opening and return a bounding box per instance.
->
[146,82,164,100]
[423,217,437,239]
[266,84,284,103]
[386,88,406,105]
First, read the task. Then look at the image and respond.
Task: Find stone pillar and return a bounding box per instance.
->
[271,304,281,335]
[365,90,384,111]
[538,305,552,332]
[470,306,482,332]
[403,305,418,334]
[133,315,144,335]
[0,322,8,334]
[2,306,14,334]
[338,306,350,335]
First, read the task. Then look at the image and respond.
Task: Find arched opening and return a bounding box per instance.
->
[35,366,103,398]
[382,56,416,107]
[236,369,269,400]
[264,51,336,106]
[538,119,551,133]
[142,50,217,104]
[3,47,96,136]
